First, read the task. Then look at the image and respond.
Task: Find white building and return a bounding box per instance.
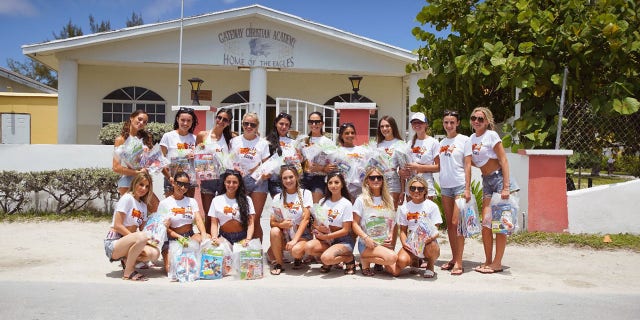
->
[23,4,424,144]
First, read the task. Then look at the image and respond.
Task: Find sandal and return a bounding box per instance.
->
[292,259,303,270]
[423,269,436,278]
[344,260,356,275]
[122,270,148,281]
[361,267,376,277]
[440,261,454,271]
[270,264,284,275]
[373,264,384,272]
[319,265,332,273]
[120,259,126,270]
[451,267,464,276]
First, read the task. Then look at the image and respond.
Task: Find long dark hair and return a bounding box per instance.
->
[121,110,153,148]
[217,108,233,149]
[220,170,249,230]
[267,112,292,156]
[376,115,402,143]
[322,171,352,204]
[305,111,324,145]
[173,107,198,133]
[338,122,356,146]
[171,171,191,195]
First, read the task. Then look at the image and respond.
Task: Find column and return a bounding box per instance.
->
[57,59,78,144]
[249,67,267,137]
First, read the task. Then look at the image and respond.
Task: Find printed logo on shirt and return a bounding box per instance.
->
[472,143,482,155]
[177,142,192,150]
[384,148,394,157]
[131,208,144,225]
[327,209,338,223]
[347,153,362,159]
[171,207,193,219]
[407,210,426,222]
[223,206,237,216]
[239,147,257,159]
[412,146,426,159]
[440,144,455,157]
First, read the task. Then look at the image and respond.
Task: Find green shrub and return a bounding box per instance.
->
[0,171,31,214]
[98,122,173,145]
[434,180,483,231]
[617,154,640,177]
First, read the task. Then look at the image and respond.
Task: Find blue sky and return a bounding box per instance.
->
[0,0,435,70]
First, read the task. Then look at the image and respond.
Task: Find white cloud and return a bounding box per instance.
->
[222,0,241,3]
[0,0,38,16]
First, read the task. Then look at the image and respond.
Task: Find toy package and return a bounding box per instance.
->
[251,154,283,182]
[406,217,438,258]
[194,152,219,181]
[199,238,233,280]
[143,212,168,248]
[169,156,197,185]
[390,141,412,169]
[490,193,519,235]
[455,197,481,238]
[299,136,336,170]
[168,240,200,282]
[233,239,263,280]
[215,151,240,174]
[138,144,170,173]
[363,208,396,245]
[272,201,294,241]
[115,136,145,170]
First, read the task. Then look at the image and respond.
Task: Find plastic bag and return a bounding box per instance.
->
[490,193,519,235]
[194,149,220,181]
[272,201,294,241]
[139,144,170,174]
[215,151,240,174]
[169,156,197,185]
[363,208,396,245]
[406,217,439,258]
[168,239,200,282]
[199,238,233,279]
[455,197,481,238]
[114,136,145,170]
[143,212,168,248]
[232,239,264,280]
[391,141,412,168]
[251,154,283,182]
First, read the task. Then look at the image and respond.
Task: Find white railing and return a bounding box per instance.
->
[276,98,338,141]
[220,102,266,136]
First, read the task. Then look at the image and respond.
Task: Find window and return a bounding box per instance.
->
[102,86,166,126]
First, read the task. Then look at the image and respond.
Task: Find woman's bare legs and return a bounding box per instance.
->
[250,191,267,240]
[442,195,465,272]
[112,232,158,277]
[320,244,354,266]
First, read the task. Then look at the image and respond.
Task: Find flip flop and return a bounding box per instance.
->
[451,267,464,276]
[423,269,436,278]
[122,270,148,281]
[474,266,503,274]
[270,264,284,276]
[440,261,454,271]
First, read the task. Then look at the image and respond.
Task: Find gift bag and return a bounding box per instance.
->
[272,201,295,241]
[406,218,439,258]
[232,239,263,280]
[143,212,168,248]
[250,154,283,182]
[364,208,396,245]
[168,239,200,282]
[139,144,170,173]
[199,238,233,280]
[455,197,481,238]
[169,156,196,185]
[490,193,519,235]
[194,151,219,182]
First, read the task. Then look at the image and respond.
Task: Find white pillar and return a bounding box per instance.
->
[406,73,422,138]
[57,60,78,144]
[249,67,267,137]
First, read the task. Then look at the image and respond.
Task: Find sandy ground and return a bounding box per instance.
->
[0,219,639,295]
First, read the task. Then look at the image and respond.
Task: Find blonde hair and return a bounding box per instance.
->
[242,112,260,126]
[361,167,394,211]
[407,175,428,202]
[470,107,495,131]
[128,171,153,208]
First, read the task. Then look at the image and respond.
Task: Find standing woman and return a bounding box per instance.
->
[464,107,519,274]
[305,171,357,275]
[402,112,440,199]
[269,166,312,275]
[438,110,471,275]
[300,111,336,203]
[208,170,255,245]
[230,112,270,240]
[265,112,301,197]
[337,122,367,200]
[112,110,154,196]
[352,167,399,276]
[376,116,404,208]
[160,107,198,197]
[394,176,442,278]
[104,172,159,281]
[195,108,234,232]
[158,172,211,272]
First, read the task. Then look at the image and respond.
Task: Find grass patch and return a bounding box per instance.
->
[509,231,640,252]
[571,174,635,189]
[0,210,111,223]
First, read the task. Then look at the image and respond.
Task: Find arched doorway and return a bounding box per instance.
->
[221,90,276,133]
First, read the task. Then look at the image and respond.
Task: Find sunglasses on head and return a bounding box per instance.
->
[444,110,459,116]
[242,122,258,128]
[340,122,354,128]
[409,185,426,192]
[367,175,384,182]
[224,169,241,176]
[470,115,485,123]
[216,115,230,123]
[277,112,292,120]
[175,180,191,188]
[308,119,323,125]
[179,107,194,113]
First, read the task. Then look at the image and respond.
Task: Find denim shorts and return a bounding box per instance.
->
[331,234,355,253]
[301,174,326,193]
[384,171,401,193]
[220,230,248,244]
[441,184,466,198]
[200,179,222,195]
[357,239,367,255]
[104,238,118,261]
[482,169,520,198]
[243,175,268,194]
[117,175,133,189]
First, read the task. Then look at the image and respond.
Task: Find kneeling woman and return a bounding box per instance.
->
[269,166,313,275]
[159,172,210,272]
[305,171,357,274]
[209,170,255,246]
[104,172,159,281]
[394,176,441,278]
[352,167,399,276]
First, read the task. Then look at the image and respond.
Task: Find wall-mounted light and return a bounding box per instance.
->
[188,77,204,105]
[348,75,363,102]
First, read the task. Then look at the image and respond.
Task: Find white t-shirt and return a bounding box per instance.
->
[353,195,392,230]
[272,189,313,226]
[158,196,200,228]
[300,135,333,176]
[465,130,501,167]
[377,138,402,158]
[319,197,354,228]
[438,134,470,188]
[230,135,269,175]
[208,194,255,226]
[111,193,147,228]
[397,200,442,233]
[203,130,229,154]
[409,136,440,183]
[160,130,196,158]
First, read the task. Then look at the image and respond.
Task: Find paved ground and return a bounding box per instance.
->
[0,220,638,319]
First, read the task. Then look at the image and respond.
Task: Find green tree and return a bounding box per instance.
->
[89,15,112,33]
[409,0,639,151]
[53,19,84,39]
[126,12,144,27]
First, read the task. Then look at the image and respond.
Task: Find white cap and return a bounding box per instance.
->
[410,112,428,124]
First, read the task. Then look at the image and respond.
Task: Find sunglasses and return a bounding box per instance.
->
[367,175,384,182]
[340,122,354,128]
[470,116,485,123]
[308,119,323,125]
[277,112,292,120]
[175,180,191,188]
[179,107,194,112]
[224,169,241,176]
[242,122,258,128]
[216,115,230,123]
[444,110,459,116]
[409,186,426,192]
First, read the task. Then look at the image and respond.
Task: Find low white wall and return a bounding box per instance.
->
[568,179,640,234]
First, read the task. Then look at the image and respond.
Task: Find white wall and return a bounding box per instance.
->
[568,179,640,234]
